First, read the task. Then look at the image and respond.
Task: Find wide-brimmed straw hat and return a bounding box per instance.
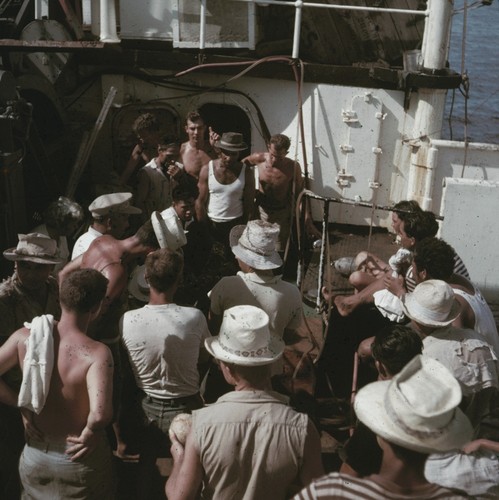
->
[151,211,186,251]
[89,192,141,218]
[230,220,283,270]
[128,264,149,302]
[3,233,62,265]
[214,132,247,152]
[355,354,473,454]
[205,305,284,366]
[401,279,461,327]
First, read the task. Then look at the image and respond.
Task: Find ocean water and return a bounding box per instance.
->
[442,1,499,144]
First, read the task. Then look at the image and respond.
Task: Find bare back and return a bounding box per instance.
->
[21,324,113,438]
[81,236,128,304]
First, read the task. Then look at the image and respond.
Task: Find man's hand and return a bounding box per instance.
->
[462,440,482,454]
[20,407,44,441]
[383,273,406,298]
[208,127,220,148]
[167,163,183,180]
[113,439,140,462]
[66,426,102,461]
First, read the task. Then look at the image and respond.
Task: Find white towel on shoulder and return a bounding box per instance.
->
[18,314,55,414]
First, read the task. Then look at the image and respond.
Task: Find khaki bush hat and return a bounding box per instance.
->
[3,233,62,264]
[89,192,142,218]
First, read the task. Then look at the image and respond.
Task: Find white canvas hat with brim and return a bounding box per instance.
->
[151,211,187,251]
[205,305,284,366]
[401,279,461,327]
[230,220,283,270]
[354,354,473,454]
[128,264,149,302]
[3,233,62,265]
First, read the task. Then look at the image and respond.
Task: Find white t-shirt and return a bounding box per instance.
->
[121,303,210,399]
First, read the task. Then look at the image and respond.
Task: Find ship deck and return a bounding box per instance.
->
[116,223,499,498]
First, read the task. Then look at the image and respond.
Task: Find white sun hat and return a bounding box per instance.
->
[205,305,284,366]
[230,220,282,270]
[151,211,187,251]
[354,354,473,454]
[401,279,461,327]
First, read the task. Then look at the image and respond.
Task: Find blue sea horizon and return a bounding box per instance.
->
[443,1,499,144]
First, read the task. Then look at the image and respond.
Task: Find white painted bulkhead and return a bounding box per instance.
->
[92,72,418,227]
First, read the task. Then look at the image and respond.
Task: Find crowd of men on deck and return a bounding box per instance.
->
[0,109,498,499]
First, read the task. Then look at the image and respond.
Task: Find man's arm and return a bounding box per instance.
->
[242,152,266,166]
[0,328,45,441]
[0,329,27,406]
[58,254,83,285]
[66,344,114,461]
[242,164,256,222]
[195,164,210,221]
[165,430,203,500]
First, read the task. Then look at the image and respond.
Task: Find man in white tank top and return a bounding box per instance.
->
[196,132,255,257]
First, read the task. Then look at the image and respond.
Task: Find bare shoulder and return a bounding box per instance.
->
[248,152,265,164]
[0,326,30,372]
[198,162,210,179]
[65,334,114,366]
[91,340,114,366]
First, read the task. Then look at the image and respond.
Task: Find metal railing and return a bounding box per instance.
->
[233,0,429,58]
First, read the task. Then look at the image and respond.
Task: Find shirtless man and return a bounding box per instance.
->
[180,110,219,180]
[120,112,163,186]
[60,219,161,345]
[0,268,115,498]
[59,218,162,458]
[0,233,62,498]
[245,134,320,252]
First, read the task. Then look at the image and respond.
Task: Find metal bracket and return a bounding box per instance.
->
[336,170,354,187]
[341,110,359,123]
